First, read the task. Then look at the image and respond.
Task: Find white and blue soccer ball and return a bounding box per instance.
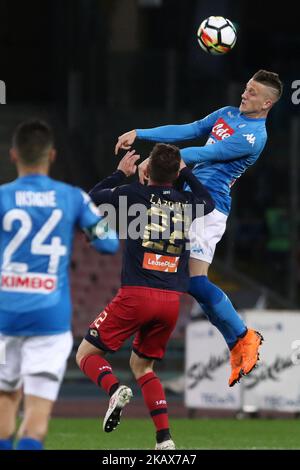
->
[197,16,237,55]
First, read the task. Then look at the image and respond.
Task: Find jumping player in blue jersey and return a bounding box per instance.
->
[115,70,283,388]
[0,120,119,451]
[76,144,214,450]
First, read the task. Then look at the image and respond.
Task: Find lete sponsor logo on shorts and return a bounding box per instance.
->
[142,253,179,273]
[1,271,57,294]
[211,118,234,140]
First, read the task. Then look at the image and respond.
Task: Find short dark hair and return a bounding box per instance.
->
[252,69,283,100]
[148,143,181,184]
[12,119,54,165]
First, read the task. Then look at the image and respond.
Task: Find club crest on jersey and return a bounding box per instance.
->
[211,118,234,140]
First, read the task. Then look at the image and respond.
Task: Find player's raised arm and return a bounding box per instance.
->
[90,150,140,205]
[135,123,201,144]
[115,108,227,155]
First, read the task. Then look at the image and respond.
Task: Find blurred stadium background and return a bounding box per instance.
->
[1,0,300,449]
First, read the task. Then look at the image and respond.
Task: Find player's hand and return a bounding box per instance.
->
[115,130,137,155]
[179,159,186,170]
[117,150,140,177]
[138,157,150,185]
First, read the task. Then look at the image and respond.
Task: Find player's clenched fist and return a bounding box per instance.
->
[115,130,137,155]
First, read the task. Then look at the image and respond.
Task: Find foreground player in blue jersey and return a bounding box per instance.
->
[0,120,119,451]
[76,144,214,449]
[115,70,283,387]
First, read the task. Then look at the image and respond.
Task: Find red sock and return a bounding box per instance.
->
[137,372,169,431]
[80,354,119,396]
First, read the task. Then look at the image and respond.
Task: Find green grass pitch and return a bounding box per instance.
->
[46,418,300,450]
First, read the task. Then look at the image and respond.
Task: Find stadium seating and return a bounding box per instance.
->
[70,232,122,336]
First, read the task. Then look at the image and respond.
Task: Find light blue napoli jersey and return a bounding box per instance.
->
[137,106,267,215]
[0,174,111,335]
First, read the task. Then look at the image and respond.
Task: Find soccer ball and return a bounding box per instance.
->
[197,16,237,55]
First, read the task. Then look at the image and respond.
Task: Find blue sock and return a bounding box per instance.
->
[189,275,247,349]
[0,438,14,450]
[16,438,43,450]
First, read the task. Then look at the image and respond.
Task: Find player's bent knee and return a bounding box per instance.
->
[75,348,90,369]
[129,353,141,375]
[131,366,154,380]
[130,363,143,379]
[76,340,93,367]
[129,355,153,379]
[76,339,105,368]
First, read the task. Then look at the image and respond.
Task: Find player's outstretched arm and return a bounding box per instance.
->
[115,122,206,155]
[115,108,228,155]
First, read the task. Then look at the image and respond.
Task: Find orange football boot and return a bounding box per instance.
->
[228,340,243,387]
[240,329,264,375]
